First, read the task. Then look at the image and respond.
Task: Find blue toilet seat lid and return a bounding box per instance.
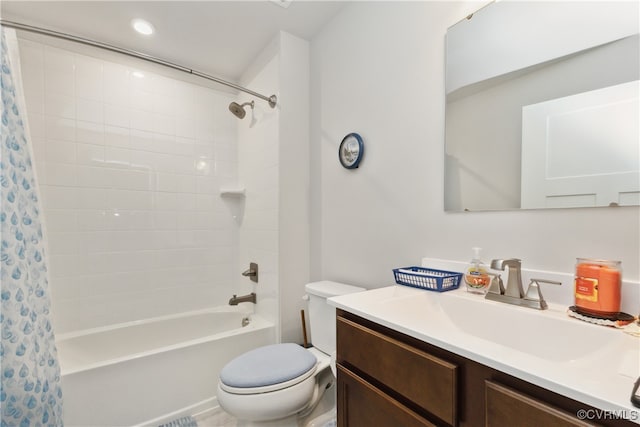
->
[220,343,317,389]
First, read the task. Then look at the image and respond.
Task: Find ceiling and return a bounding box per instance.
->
[0,1,346,82]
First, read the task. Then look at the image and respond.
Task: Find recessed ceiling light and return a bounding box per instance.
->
[131,19,155,36]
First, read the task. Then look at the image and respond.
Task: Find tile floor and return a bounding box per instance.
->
[195,410,237,427]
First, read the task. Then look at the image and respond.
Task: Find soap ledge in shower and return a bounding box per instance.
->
[219,187,246,197]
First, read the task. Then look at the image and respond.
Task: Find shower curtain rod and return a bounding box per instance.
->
[0,19,278,108]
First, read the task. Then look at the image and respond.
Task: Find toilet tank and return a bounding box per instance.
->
[305,281,365,355]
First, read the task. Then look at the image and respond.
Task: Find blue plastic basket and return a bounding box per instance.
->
[392,267,463,292]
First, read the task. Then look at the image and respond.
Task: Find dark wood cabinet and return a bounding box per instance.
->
[337,365,437,427]
[336,309,634,427]
[337,316,458,425]
[485,380,597,427]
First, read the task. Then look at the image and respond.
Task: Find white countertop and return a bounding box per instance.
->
[329,285,640,424]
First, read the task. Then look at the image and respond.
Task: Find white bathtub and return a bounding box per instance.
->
[57,307,275,427]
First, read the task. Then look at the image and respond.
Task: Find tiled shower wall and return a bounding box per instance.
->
[18,36,240,334]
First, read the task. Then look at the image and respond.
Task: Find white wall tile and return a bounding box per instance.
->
[46,117,75,142]
[75,55,103,101]
[176,117,196,139]
[173,156,196,175]
[108,189,154,210]
[48,232,80,255]
[131,89,154,112]
[34,161,46,183]
[76,188,108,210]
[130,70,153,92]
[104,104,131,128]
[44,46,75,72]
[176,193,198,211]
[18,39,44,67]
[76,144,105,166]
[152,75,177,97]
[194,143,214,159]
[40,186,78,210]
[129,130,154,152]
[77,210,110,231]
[131,109,154,132]
[104,126,130,148]
[22,66,45,115]
[45,210,78,232]
[151,134,175,154]
[48,255,78,278]
[20,38,239,333]
[28,113,46,139]
[45,140,76,164]
[77,166,112,188]
[153,93,175,116]
[154,211,177,230]
[45,93,75,119]
[103,63,130,106]
[174,137,195,156]
[44,68,75,97]
[105,146,131,169]
[196,176,217,194]
[76,121,104,145]
[45,163,77,186]
[76,98,103,123]
[153,113,175,135]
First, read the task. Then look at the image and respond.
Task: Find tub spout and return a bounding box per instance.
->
[228,293,256,305]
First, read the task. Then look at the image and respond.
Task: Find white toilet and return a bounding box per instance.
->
[217,281,364,427]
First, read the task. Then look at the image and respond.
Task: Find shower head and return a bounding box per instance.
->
[229,100,255,119]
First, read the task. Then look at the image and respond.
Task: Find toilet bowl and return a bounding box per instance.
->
[216,281,364,427]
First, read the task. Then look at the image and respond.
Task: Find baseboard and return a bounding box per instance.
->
[135,397,219,427]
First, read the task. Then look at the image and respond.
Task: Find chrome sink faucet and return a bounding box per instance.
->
[490,258,524,298]
[486,258,561,310]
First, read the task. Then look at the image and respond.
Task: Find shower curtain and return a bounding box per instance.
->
[0,27,64,426]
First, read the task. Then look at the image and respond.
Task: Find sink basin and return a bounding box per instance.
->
[370,288,627,364]
[437,294,623,362]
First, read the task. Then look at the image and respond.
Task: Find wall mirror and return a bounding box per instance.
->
[444,1,639,212]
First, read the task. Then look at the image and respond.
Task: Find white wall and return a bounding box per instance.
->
[446,1,639,94]
[18,35,240,333]
[277,33,310,344]
[237,32,310,344]
[309,1,639,299]
[237,37,281,337]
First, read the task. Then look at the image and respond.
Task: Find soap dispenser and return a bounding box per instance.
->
[464,247,490,294]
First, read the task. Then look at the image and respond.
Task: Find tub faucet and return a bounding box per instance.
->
[229,293,256,305]
[242,262,258,283]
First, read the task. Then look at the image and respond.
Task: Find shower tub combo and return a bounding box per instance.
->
[57,307,274,426]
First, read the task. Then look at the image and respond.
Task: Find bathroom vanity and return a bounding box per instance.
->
[330,286,639,427]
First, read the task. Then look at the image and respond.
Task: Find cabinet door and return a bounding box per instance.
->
[485,381,599,427]
[337,316,458,425]
[338,365,437,427]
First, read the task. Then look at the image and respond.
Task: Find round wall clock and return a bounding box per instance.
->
[338,133,364,169]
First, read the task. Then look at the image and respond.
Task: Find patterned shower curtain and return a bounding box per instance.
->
[0,27,64,426]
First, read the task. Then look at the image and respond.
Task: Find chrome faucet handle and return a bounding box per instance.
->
[525,278,562,310]
[241,262,259,283]
[487,273,505,295]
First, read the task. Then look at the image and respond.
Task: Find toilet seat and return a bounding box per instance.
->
[219,343,318,395]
